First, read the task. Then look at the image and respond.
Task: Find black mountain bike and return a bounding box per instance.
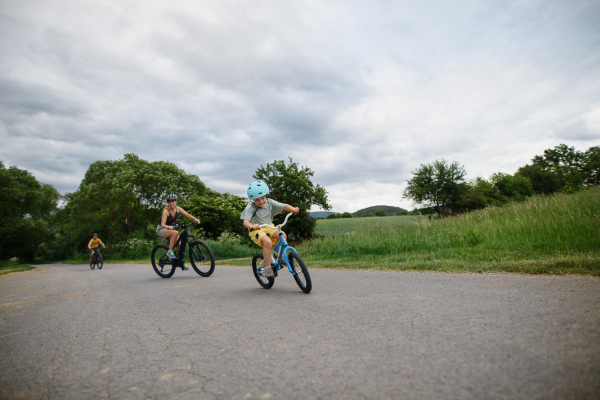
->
[90,247,103,270]
[151,221,215,278]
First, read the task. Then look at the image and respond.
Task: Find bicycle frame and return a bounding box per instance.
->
[269,233,298,275]
[253,212,299,276]
[165,221,200,266]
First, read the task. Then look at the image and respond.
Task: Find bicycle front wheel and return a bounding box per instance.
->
[97,254,103,269]
[89,259,95,270]
[151,244,176,278]
[189,240,215,277]
[252,253,274,289]
[288,251,311,293]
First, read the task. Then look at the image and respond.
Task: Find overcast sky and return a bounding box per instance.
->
[1,0,599,212]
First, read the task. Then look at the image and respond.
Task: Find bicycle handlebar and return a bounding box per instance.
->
[249,212,295,231]
[171,221,198,230]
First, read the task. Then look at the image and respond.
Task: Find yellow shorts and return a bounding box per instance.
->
[249,227,280,247]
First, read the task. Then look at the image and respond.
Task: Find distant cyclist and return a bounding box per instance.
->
[88,233,106,263]
[156,194,200,270]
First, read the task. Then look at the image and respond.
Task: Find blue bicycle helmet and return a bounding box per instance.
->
[247,180,269,200]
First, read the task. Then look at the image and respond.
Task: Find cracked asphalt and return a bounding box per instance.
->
[1,264,599,400]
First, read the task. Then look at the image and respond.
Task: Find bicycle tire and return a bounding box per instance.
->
[189,240,215,277]
[288,251,311,293]
[89,259,95,270]
[97,254,103,269]
[151,244,176,278]
[252,253,274,289]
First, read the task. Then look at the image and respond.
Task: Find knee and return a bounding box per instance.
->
[261,237,272,249]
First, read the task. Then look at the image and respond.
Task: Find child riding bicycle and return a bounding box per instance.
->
[241,180,299,278]
[88,233,105,263]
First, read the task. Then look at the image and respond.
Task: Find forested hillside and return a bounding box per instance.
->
[353,205,407,217]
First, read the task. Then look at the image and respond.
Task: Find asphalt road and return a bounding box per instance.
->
[1,264,599,400]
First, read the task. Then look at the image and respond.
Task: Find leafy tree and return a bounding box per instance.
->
[532,144,585,193]
[459,178,496,211]
[341,212,353,218]
[490,173,534,202]
[0,162,59,261]
[181,193,248,240]
[403,159,468,217]
[583,146,600,187]
[517,164,561,194]
[253,158,331,240]
[375,210,387,217]
[62,154,208,251]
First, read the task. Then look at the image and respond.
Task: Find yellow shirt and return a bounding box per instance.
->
[89,238,103,247]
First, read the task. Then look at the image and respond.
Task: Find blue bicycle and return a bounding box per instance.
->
[251,212,312,293]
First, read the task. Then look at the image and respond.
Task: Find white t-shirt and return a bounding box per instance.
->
[240,198,285,226]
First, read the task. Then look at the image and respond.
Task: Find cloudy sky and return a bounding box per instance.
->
[1,0,599,212]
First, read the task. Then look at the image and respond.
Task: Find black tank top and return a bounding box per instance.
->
[158,208,178,226]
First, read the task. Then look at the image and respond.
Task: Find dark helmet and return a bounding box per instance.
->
[93,233,98,236]
[166,194,178,202]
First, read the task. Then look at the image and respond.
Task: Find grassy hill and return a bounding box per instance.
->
[300,189,600,275]
[353,205,407,217]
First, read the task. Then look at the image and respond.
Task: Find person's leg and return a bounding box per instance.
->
[261,235,272,267]
[89,250,93,262]
[161,230,179,251]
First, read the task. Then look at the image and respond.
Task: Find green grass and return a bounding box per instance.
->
[315,215,422,236]
[299,189,600,275]
[0,261,36,275]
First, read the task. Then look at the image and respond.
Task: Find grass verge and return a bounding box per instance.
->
[299,189,600,276]
[0,261,36,276]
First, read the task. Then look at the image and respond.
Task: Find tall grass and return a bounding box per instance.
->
[300,189,600,275]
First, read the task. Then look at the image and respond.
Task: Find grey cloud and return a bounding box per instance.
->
[1,0,599,214]
[555,120,600,141]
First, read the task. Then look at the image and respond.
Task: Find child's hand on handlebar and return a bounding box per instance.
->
[292,207,300,215]
[251,224,260,231]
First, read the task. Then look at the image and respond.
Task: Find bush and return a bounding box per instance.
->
[375,210,387,217]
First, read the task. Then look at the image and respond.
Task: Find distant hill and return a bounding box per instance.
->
[353,205,407,217]
[309,211,341,219]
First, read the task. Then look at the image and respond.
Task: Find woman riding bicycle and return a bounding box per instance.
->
[156,194,200,271]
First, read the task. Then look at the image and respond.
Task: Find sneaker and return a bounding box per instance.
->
[166,250,176,259]
[261,266,275,278]
[182,262,189,271]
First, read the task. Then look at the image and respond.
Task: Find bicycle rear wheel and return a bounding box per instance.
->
[151,244,176,278]
[252,253,274,289]
[288,251,311,293]
[97,254,103,269]
[189,240,215,277]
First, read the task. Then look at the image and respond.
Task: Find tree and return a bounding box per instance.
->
[517,164,561,194]
[181,193,248,240]
[63,154,208,251]
[375,210,386,217]
[253,158,331,240]
[459,178,501,211]
[490,173,534,202]
[583,146,600,187]
[403,159,468,217]
[0,162,59,261]
[532,144,585,193]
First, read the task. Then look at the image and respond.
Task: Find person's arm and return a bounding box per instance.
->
[99,239,105,248]
[243,219,260,231]
[177,207,200,224]
[284,204,300,215]
[160,209,172,230]
[88,239,92,249]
